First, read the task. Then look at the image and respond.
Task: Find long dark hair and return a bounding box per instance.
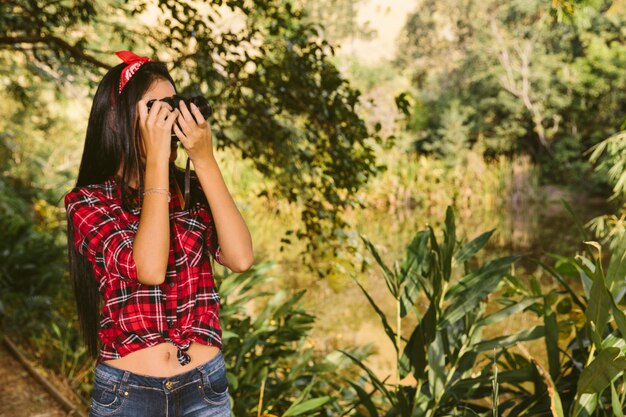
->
[66,60,206,360]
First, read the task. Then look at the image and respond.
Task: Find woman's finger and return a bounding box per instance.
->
[149,101,173,125]
[178,101,195,125]
[190,103,207,128]
[164,109,180,127]
[176,113,194,136]
[146,101,164,126]
[156,104,172,126]
[173,123,187,145]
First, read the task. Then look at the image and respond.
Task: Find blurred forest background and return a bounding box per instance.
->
[2,0,626,415]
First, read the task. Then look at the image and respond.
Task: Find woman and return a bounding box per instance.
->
[64,50,253,416]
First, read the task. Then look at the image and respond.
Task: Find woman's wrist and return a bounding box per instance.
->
[144,155,170,189]
[192,155,218,171]
[146,153,171,167]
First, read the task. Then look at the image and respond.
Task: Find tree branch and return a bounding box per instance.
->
[0,35,110,69]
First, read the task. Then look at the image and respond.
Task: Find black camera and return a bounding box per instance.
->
[146,95,213,142]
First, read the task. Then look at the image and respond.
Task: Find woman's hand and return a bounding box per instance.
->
[137,99,180,163]
[173,101,215,165]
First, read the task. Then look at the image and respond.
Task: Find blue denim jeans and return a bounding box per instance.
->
[89,350,231,417]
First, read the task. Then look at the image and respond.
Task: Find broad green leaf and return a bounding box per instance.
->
[346,380,379,417]
[577,257,596,298]
[442,206,456,282]
[400,230,430,318]
[221,330,238,340]
[253,290,287,328]
[446,256,519,299]
[428,226,444,301]
[455,229,495,264]
[574,393,597,417]
[577,347,626,394]
[448,368,536,394]
[475,326,545,352]
[602,334,626,352]
[402,229,431,276]
[610,295,626,340]
[219,261,275,298]
[611,381,624,417]
[402,304,436,380]
[586,274,612,348]
[441,256,518,326]
[361,235,397,297]
[606,237,626,301]
[428,331,445,402]
[474,297,539,328]
[544,296,561,381]
[339,349,393,402]
[400,271,421,319]
[283,396,333,416]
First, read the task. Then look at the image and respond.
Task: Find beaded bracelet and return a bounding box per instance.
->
[143,187,171,202]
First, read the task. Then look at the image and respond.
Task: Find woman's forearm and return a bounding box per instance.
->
[194,157,253,272]
[132,157,171,285]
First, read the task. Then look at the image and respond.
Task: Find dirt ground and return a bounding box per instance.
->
[0,341,81,417]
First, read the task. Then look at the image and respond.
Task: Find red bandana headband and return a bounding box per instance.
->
[115,50,152,94]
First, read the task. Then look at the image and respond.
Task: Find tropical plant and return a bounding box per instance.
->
[341,206,554,416]
[217,260,370,417]
[587,132,626,247]
[535,205,626,416]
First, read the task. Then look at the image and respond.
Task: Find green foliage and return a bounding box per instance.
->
[3,1,626,415]
[533,207,626,415]
[586,132,626,246]
[589,132,626,200]
[396,0,626,186]
[0,145,94,393]
[194,261,369,416]
[297,0,377,44]
[424,99,474,164]
[0,0,387,278]
[3,234,370,416]
[343,206,556,416]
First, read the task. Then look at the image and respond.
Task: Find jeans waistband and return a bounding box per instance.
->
[93,349,225,391]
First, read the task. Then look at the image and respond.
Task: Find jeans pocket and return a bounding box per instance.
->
[90,374,128,416]
[199,363,229,405]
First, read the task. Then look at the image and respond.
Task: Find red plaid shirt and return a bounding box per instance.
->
[64,171,225,366]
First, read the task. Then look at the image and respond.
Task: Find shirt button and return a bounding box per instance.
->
[169,281,175,288]
[167,319,174,326]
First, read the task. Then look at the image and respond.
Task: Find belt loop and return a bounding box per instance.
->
[118,370,131,397]
[196,360,207,385]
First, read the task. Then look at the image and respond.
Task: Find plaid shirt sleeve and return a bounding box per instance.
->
[206,216,225,266]
[191,170,226,266]
[64,187,138,282]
